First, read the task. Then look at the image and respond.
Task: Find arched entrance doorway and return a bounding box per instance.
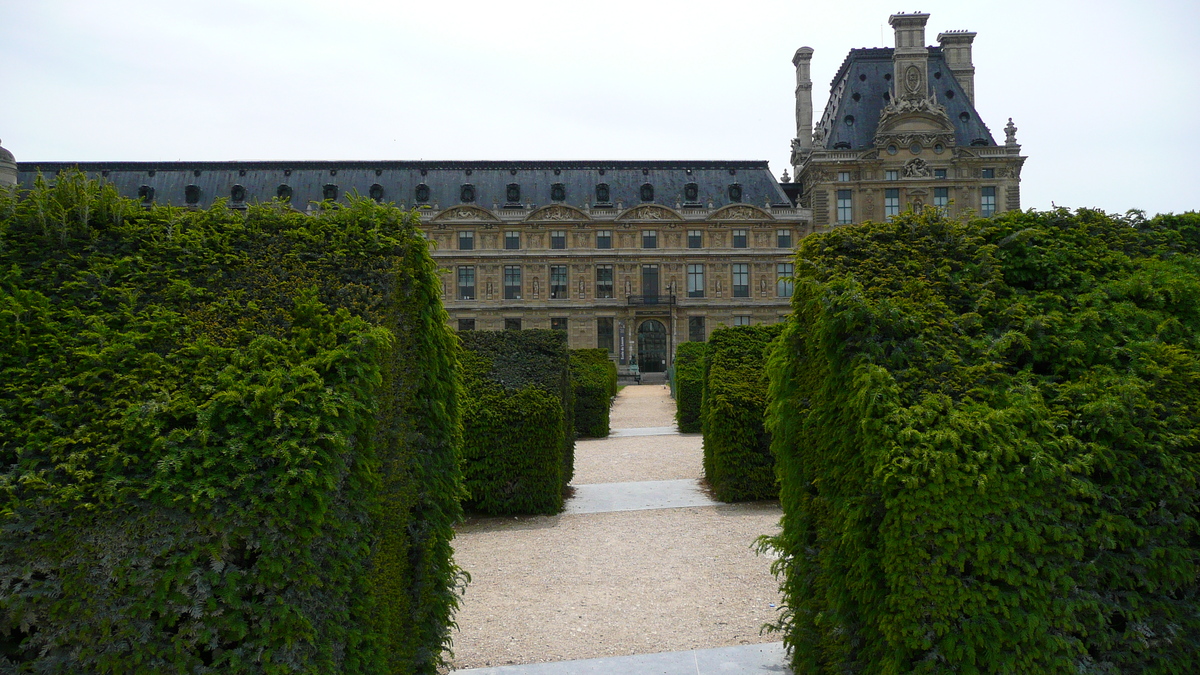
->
[637,319,667,372]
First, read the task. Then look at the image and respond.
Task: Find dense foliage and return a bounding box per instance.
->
[673,341,708,433]
[763,208,1200,673]
[458,330,575,515]
[570,348,617,438]
[0,173,465,674]
[701,324,783,502]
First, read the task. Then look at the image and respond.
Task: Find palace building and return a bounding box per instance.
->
[0,12,1023,374]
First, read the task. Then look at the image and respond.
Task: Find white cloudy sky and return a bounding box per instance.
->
[2,0,1197,215]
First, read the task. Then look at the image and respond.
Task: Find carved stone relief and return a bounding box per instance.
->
[617,205,683,222]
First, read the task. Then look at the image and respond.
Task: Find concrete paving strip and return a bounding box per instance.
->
[609,426,680,438]
[452,641,791,674]
[563,479,718,514]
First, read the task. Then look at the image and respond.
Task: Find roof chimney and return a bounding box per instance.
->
[937,30,977,104]
[889,12,932,102]
[792,47,814,151]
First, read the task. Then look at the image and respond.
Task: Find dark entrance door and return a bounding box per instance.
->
[637,319,667,372]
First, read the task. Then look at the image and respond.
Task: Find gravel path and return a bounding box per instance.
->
[447,385,782,671]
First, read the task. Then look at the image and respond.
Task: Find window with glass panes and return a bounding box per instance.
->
[550,265,568,299]
[457,266,475,300]
[837,171,851,182]
[777,263,793,297]
[596,230,612,249]
[886,170,899,181]
[981,187,997,216]
[503,265,521,299]
[688,316,705,342]
[687,264,705,298]
[934,187,949,209]
[776,229,792,248]
[458,230,474,250]
[504,231,520,250]
[457,318,475,331]
[551,317,568,331]
[642,230,657,248]
[550,230,566,249]
[688,230,703,248]
[732,264,749,298]
[732,229,747,248]
[595,265,614,298]
[734,315,751,326]
[934,168,947,179]
[504,318,521,330]
[837,190,853,224]
[597,317,614,351]
[884,188,900,218]
[981,168,995,179]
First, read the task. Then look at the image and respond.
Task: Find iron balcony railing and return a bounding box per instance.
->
[626,294,676,306]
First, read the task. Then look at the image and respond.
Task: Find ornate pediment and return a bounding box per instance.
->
[709,204,775,222]
[525,204,590,222]
[614,205,684,222]
[874,94,955,149]
[430,205,501,223]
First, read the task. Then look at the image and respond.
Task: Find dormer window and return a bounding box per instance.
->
[415,183,430,202]
[595,183,611,204]
[640,183,654,202]
[460,184,476,203]
[684,182,699,203]
[727,184,743,202]
[551,183,566,202]
[506,183,521,204]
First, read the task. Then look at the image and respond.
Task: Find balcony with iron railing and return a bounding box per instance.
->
[626,294,676,306]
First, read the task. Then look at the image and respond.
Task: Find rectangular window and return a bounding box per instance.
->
[776,229,792,248]
[642,264,659,298]
[550,265,568,299]
[687,264,705,298]
[504,231,520,250]
[550,230,566,249]
[981,168,995,179]
[934,187,949,209]
[981,187,997,217]
[688,316,705,342]
[597,317,614,351]
[503,265,521,299]
[642,230,658,248]
[732,263,749,298]
[777,263,794,298]
[457,318,475,331]
[886,170,899,181]
[884,188,900,218]
[688,229,703,248]
[732,229,748,248]
[551,317,568,331]
[504,318,521,331]
[734,315,751,326]
[596,230,612,249]
[836,189,853,224]
[458,230,474,250]
[837,171,851,182]
[595,265,614,299]
[457,265,475,300]
[934,168,947,179]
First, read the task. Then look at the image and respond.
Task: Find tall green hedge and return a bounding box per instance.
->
[571,348,617,438]
[673,341,708,433]
[701,324,783,502]
[763,207,1200,673]
[459,330,575,515]
[0,173,465,674]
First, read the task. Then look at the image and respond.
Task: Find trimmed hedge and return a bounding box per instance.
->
[763,208,1200,673]
[0,173,465,674]
[459,330,575,514]
[571,348,617,438]
[673,341,708,433]
[701,324,783,502]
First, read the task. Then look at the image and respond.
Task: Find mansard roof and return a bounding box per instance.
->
[15,159,793,210]
[819,47,995,151]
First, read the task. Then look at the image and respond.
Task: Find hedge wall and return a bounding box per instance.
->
[459,330,575,515]
[0,173,465,674]
[763,208,1200,673]
[673,341,708,433]
[701,324,783,502]
[571,348,617,438]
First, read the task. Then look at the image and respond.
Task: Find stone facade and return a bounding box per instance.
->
[789,12,1025,229]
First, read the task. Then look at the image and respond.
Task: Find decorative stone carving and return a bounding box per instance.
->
[903,158,931,178]
[1005,118,1018,145]
[710,204,775,221]
[431,205,500,222]
[527,204,589,222]
[615,205,684,222]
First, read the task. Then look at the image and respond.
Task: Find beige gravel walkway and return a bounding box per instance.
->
[448,385,782,671]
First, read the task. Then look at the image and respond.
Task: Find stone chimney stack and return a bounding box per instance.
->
[937,30,977,104]
[0,139,17,188]
[792,47,814,151]
[889,12,931,102]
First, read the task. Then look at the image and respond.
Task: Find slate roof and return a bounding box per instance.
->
[821,47,995,151]
[15,160,793,211]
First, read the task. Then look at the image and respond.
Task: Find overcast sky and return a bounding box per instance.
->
[2,0,1197,215]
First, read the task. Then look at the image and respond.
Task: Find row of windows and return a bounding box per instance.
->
[455,315,773,349]
[835,168,996,183]
[445,182,747,206]
[455,263,794,300]
[835,187,998,224]
[457,229,794,251]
